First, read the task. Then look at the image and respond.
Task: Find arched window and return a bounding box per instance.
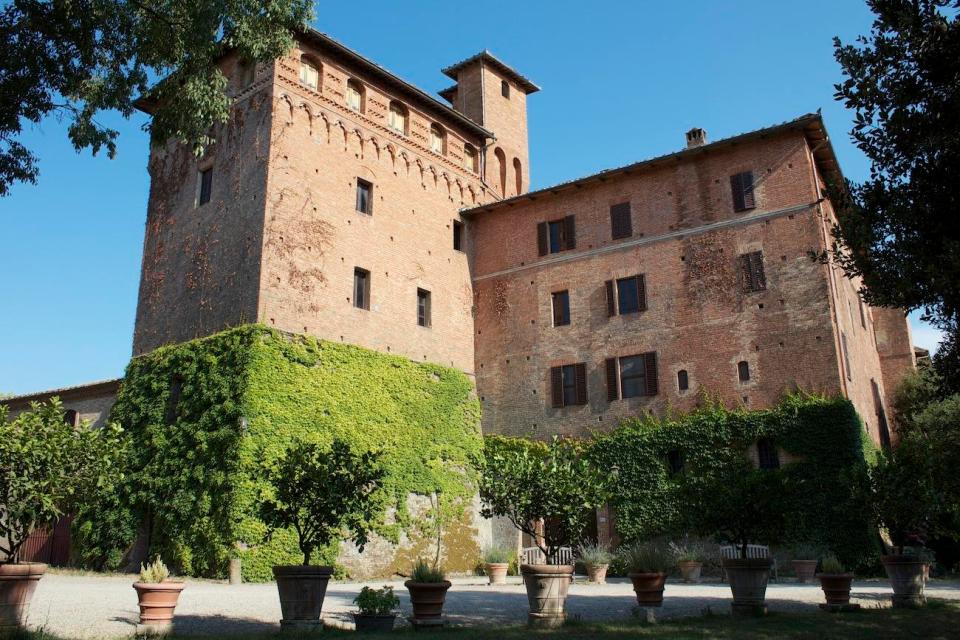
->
[299,56,320,90]
[63,409,79,427]
[757,439,780,470]
[737,360,750,382]
[677,369,689,391]
[346,79,364,112]
[388,101,408,134]
[513,157,523,195]
[494,147,507,196]
[430,124,446,155]
[463,144,478,173]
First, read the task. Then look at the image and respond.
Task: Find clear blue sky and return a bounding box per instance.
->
[0,0,942,396]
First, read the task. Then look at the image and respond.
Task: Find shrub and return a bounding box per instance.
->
[789,543,822,560]
[410,558,446,583]
[618,541,674,574]
[576,542,612,566]
[820,554,846,575]
[482,546,513,564]
[139,556,171,583]
[354,586,399,616]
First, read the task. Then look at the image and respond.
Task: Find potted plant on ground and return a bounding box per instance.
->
[619,541,674,607]
[261,439,385,631]
[353,586,399,632]
[789,544,820,583]
[816,554,855,609]
[133,557,185,632]
[479,437,612,628]
[681,466,787,616]
[404,559,451,626]
[576,542,612,584]
[482,546,512,585]
[0,399,122,631]
[669,539,705,583]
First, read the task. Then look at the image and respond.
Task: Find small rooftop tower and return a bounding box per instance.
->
[686,127,707,148]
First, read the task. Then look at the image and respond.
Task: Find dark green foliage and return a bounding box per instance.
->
[73,324,482,581]
[0,1,312,196]
[353,586,399,616]
[0,398,123,562]
[480,437,612,564]
[828,0,960,391]
[261,440,385,566]
[586,395,878,569]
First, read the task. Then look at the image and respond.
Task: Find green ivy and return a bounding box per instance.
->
[74,325,482,581]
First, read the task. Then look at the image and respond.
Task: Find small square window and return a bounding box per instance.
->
[617,275,644,314]
[501,80,510,98]
[356,179,373,214]
[417,289,431,327]
[197,167,213,206]
[353,268,370,310]
[552,291,570,326]
[453,220,464,251]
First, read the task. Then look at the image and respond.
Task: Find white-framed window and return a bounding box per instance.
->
[299,57,319,90]
[463,144,478,173]
[430,124,446,155]
[346,79,363,112]
[388,101,407,134]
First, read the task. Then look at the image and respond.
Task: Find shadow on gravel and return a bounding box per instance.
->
[169,614,279,635]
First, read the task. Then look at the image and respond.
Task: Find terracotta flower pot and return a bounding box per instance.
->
[485,562,509,585]
[520,564,573,628]
[818,573,854,605]
[0,563,46,630]
[404,580,451,622]
[586,563,609,584]
[353,613,397,632]
[133,580,185,630]
[273,565,333,630]
[628,572,667,607]
[722,557,771,616]
[881,555,926,608]
[792,559,818,583]
[677,560,702,583]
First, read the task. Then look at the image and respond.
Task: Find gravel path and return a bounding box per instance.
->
[24,572,960,638]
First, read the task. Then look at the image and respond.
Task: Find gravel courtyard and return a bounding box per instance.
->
[25,572,960,638]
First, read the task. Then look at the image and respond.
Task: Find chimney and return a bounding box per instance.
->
[685,127,707,148]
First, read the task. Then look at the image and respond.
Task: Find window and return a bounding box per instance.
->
[356,178,373,214]
[463,144,478,173]
[501,79,510,98]
[345,79,364,112]
[677,369,689,391]
[552,290,570,326]
[165,376,183,425]
[417,289,431,327]
[299,57,319,90]
[550,363,587,407]
[859,298,867,329]
[739,251,766,292]
[514,157,523,195]
[605,275,646,317]
[667,450,684,475]
[730,171,755,212]
[841,331,852,381]
[453,220,464,251]
[388,101,407,134]
[610,202,632,240]
[757,438,780,470]
[737,360,751,382]
[353,268,370,310]
[619,353,659,398]
[197,167,213,206]
[63,409,79,427]
[537,216,576,255]
[430,124,446,155]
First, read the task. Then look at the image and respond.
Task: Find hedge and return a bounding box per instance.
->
[73,324,482,581]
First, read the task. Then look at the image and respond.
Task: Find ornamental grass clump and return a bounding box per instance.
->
[410,558,446,583]
[482,546,513,564]
[139,556,171,583]
[577,542,613,566]
[619,541,675,574]
[669,539,706,563]
[820,554,846,575]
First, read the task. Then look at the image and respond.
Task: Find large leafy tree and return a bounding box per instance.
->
[829,0,960,390]
[0,0,313,196]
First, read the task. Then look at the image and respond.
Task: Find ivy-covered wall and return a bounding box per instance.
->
[74,325,483,581]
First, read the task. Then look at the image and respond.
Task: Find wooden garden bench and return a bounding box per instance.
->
[719,544,778,582]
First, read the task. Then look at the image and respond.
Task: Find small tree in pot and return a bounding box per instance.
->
[133,557,184,633]
[618,541,674,607]
[405,559,450,626]
[817,554,856,609]
[479,437,611,627]
[0,399,122,630]
[261,439,384,631]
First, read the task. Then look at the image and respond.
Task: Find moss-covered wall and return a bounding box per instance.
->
[74,325,483,581]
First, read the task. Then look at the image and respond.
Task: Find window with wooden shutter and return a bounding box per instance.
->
[197,167,213,206]
[574,363,587,405]
[616,275,646,314]
[619,352,657,398]
[353,268,370,310]
[417,289,431,328]
[552,290,570,326]
[739,251,766,292]
[605,280,616,317]
[356,178,373,214]
[552,364,586,407]
[540,217,577,255]
[563,215,576,250]
[605,358,618,401]
[644,352,658,395]
[537,222,549,256]
[730,171,755,212]
[610,202,632,240]
[550,366,564,407]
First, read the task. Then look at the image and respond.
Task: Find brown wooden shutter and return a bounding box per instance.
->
[537,222,548,256]
[643,352,658,396]
[605,358,619,401]
[750,252,766,290]
[637,274,647,311]
[610,203,632,240]
[605,280,616,317]
[563,215,576,250]
[550,366,564,407]
[730,174,744,211]
[741,171,755,209]
[574,363,587,404]
[739,254,753,292]
[552,294,562,327]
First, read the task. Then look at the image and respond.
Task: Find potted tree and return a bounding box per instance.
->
[816,554,856,609]
[682,466,787,616]
[789,544,820,583]
[482,547,512,585]
[576,542,612,584]
[619,541,674,607]
[261,439,384,631]
[133,557,185,632]
[479,437,611,628]
[405,559,451,626]
[353,586,399,632]
[0,399,122,630]
[669,539,706,583]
